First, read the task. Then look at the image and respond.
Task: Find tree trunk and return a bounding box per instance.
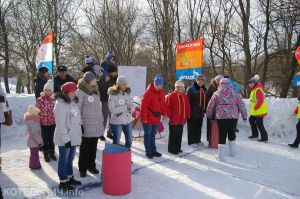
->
[261,0,270,85]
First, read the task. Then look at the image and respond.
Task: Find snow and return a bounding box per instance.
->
[1,93,300,199]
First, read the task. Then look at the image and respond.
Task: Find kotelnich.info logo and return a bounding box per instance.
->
[2,186,84,198]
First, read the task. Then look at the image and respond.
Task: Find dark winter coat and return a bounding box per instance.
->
[166,91,191,125]
[34,76,48,99]
[54,74,77,92]
[98,75,117,102]
[206,79,218,107]
[187,82,207,119]
[140,82,166,125]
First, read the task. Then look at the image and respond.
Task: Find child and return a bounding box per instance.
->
[24,105,43,170]
[36,79,57,162]
[54,82,82,191]
[289,103,300,148]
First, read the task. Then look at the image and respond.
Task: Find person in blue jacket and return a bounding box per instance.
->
[101,53,116,77]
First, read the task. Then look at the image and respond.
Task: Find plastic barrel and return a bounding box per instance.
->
[102,144,131,195]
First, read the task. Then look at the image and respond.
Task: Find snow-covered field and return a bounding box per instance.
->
[1,93,300,199]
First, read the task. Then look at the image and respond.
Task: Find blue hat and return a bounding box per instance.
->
[105,53,114,59]
[154,74,164,86]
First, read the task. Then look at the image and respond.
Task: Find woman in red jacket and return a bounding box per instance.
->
[166,81,190,155]
[140,75,166,159]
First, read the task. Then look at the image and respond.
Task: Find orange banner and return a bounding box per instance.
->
[176,38,204,70]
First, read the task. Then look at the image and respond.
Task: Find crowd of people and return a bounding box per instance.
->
[0,52,300,193]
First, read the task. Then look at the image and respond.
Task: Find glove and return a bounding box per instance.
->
[0,96,5,103]
[65,141,71,148]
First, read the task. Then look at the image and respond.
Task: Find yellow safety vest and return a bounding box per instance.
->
[297,104,300,119]
[250,87,268,116]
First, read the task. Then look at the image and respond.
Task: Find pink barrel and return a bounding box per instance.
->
[102,144,131,195]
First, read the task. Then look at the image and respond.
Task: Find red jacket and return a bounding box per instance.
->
[140,83,166,125]
[36,94,56,126]
[166,91,190,125]
[251,83,267,117]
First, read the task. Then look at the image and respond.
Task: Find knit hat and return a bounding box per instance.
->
[28,105,40,115]
[105,53,114,59]
[175,80,185,87]
[85,56,94,64]
[219,78,229,85]
[44,80,54,92]
[83,72,96,83]
[214,75,224,84]
[38,66,49,74]
[154,74,164,86]
[108,63,118,73]
[196,74,206,81]
[248,74,260,84]
[61,82,77,93]
[57,65,67,72]
[116,76,127,84]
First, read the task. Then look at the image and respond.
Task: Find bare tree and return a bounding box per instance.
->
[0,0,13,93]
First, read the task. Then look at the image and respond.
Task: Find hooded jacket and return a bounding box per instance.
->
[108,86,132,125]
[206,79,247,120]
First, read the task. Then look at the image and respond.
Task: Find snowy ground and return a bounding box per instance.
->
[1,94,300,199]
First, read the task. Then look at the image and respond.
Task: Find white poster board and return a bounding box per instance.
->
[118,66,147,97]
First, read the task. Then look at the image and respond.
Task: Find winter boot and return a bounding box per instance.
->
[88,168,100,174]
[43,151,51,162]
[68,177,82,186]
[59,182,74,191]
[49,150,57,161]
[228,141,237,157]
[288,143,299,148]
[217,144,226,161]
[99,136,106,141]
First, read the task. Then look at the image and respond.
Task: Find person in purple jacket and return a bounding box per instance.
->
[206,78,247,161]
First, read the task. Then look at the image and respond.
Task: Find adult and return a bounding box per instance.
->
[77,72,104,177]
[187,74,207,147]
[34,66,50,99]
[206,78,247,161]
[98,64,118,140]
[101,53,116,77]
[108,76,133,148]
[289,101,300,148]
[165,80,190,155]
[54,82,82,191]
[248,75,268,142]
[54,65,77,93]
[140,75,166,159]
[206,75,223,143]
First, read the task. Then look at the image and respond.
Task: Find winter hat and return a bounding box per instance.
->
[154,74,164,86]
[83,72,96,83]
[108,63,118,73]
[105,53,114,59]
[44,80,54,92]
[38,66,49,74]
[175,80,185,87]
[28,105,40,115]
[61,82,77,93]
[57,65,67,72]
[116,76,127,84]
[85,56,94,64]
[214,75,224,84]
[196,74,206,81]
[248,74,260,84]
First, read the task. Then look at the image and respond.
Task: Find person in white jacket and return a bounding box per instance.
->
[54,82,82,191]
[108,76,133,149]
